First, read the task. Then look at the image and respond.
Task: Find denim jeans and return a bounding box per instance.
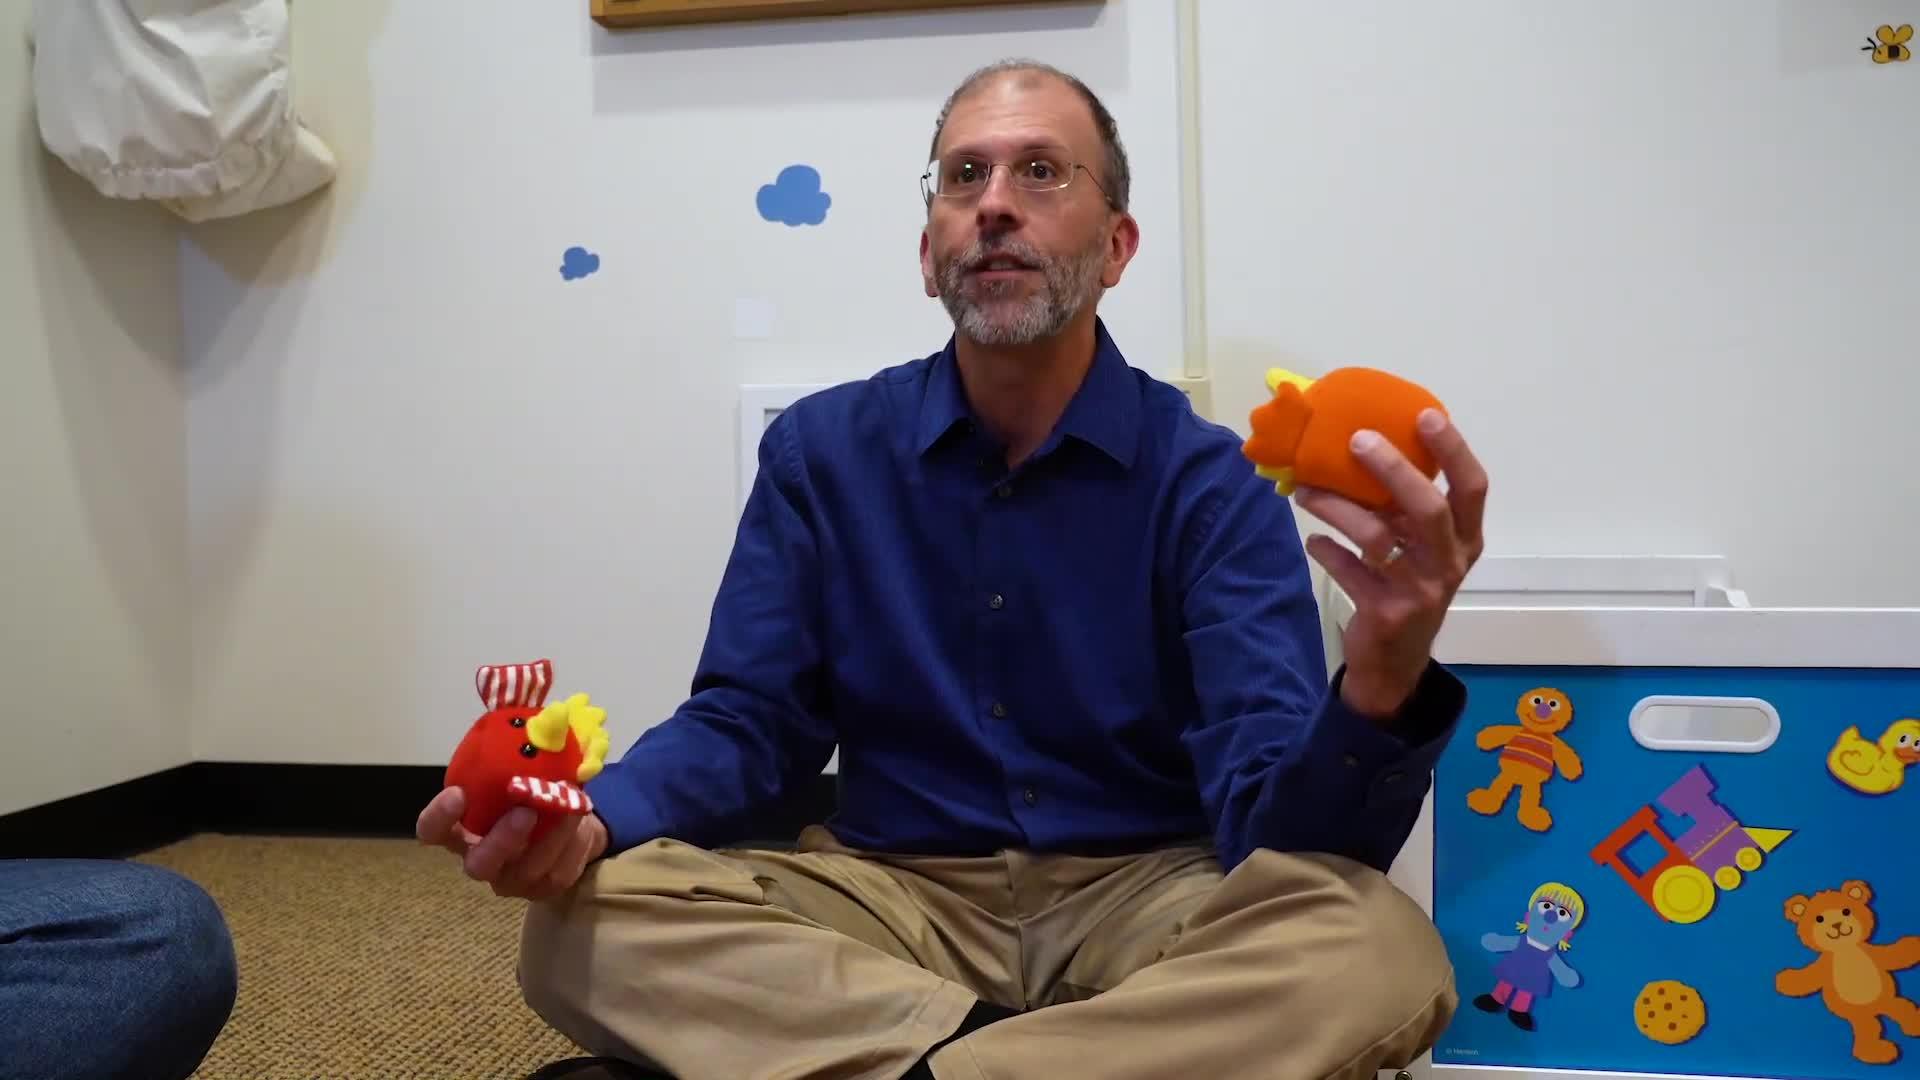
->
[1,859,236,1080]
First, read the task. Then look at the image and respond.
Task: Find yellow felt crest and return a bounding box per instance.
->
[527,692,612,783]
[1263,367,1317,394]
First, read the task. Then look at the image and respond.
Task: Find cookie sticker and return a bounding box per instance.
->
[1635,979,1707,1045]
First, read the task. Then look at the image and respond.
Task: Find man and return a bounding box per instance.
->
[420,59,1486,1080]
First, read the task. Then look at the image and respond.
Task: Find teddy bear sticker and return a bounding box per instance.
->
[1776,880,1920,1064]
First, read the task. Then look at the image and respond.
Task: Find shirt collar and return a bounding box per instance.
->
[914,316,1141,468]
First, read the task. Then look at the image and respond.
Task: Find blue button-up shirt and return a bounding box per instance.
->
[587,319,1464,873]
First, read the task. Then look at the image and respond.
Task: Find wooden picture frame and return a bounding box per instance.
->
[591,0,1102,30]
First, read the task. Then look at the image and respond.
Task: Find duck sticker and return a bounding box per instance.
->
[1467,687,1583,832]
[1829,719,1920,796]
[1589,763,1793,924]
[1473,881,1586,1031]
[1863,24,1913,63]
[1776,880,1920,1065]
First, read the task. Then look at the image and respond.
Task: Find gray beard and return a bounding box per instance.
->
[935,234,1106,347]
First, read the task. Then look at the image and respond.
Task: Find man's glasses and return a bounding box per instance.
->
[921,147,1115,208]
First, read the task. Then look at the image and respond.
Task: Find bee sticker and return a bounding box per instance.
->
[1863,24,1913,63]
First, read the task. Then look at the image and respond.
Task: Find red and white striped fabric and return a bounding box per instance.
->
[475,659,553,710]
[508,775,593,815]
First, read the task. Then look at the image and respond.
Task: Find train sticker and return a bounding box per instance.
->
[1589,763,1794,924]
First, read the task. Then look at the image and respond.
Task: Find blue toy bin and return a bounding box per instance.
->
[1385,602,1920,1080]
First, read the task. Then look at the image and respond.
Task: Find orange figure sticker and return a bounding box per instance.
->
[1467,688,1583,832]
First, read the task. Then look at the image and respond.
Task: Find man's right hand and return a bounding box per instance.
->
[416,786,609,900]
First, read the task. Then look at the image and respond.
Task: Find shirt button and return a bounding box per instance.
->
[1343,754,1360,768]
[995,483,1013,499]
[988,593,1004,610]
[1023,788,1037,806]
[991,702,1007,718]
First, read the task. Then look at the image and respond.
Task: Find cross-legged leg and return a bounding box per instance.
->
[929,847,1457,1080]
[0,859,237,1080]
[517,827,1024,1080]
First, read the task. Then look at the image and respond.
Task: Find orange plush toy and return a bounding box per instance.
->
[1241,367,1447,511]
[444,659,611,845]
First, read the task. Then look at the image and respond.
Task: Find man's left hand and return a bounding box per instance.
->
[1292,409,1488,720]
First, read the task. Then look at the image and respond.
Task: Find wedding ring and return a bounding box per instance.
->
[1382,539,1408,566]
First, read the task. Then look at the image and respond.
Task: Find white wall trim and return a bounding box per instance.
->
[1175,0,1207,382]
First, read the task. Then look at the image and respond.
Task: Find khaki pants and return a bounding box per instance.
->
[519,825,1455,1080]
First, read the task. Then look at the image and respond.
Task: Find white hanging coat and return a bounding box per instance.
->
[29,0,336,222]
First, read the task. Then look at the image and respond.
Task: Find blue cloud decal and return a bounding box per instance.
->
[757,165,831,226]
[560,246,601,281]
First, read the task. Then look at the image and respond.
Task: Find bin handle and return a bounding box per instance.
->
[1629,695,1781,753]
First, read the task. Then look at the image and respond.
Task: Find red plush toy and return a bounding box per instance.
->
[443,659,612,844]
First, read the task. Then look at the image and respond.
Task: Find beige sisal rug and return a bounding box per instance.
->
[136,833,585,1079]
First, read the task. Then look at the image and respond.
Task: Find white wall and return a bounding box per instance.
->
[1197,0,1920,608]
[177,0,1917,776]
[0,3,191,814]
[184,0,1189,764]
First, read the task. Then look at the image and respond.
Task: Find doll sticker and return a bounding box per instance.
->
[1473,881,1587,1031]
[1467,687,1583,832]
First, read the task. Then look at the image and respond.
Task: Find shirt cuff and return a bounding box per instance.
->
[582,760,668,858]
[1320,661,1466,784]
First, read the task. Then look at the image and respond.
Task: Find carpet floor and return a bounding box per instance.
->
[136,833,587,1080]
